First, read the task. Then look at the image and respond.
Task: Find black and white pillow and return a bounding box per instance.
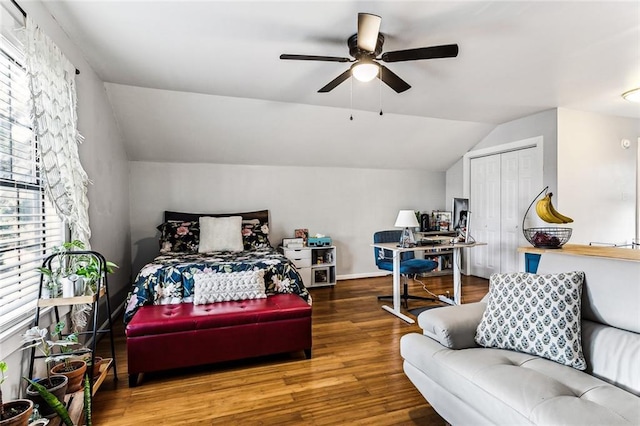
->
[475,271,586,370]
[157,221,199,253]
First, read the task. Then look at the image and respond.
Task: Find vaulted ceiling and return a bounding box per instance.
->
[42,1,640,171]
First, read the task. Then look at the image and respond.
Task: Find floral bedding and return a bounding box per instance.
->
[123,247,311,325]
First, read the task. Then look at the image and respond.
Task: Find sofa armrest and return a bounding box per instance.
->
[417,302,487,349]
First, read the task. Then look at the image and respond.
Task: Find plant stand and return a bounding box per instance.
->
[46,359,113,426]
[28,251,118,396]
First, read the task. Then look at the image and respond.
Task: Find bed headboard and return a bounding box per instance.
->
[164,209,269,224]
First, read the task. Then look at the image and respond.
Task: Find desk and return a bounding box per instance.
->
[371,241,483,323]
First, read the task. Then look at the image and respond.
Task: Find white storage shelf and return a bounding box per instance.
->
[416,231,457,277]
[282,246,336,288]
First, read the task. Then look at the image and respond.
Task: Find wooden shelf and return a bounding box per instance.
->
[92,358,113,396]
[38,287,105,308]
[46,358,113,426]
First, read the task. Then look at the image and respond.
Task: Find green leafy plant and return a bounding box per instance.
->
[37,240,118,296]
[23,373,91,426]
[0,360,6,419]
[24,378,73,426]
[51,322,82,371]
[21,324,79,384]
[83,374,92,426]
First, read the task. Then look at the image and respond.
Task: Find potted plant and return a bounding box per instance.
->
[80,354,103,379]
[37,241,119,331]
[0,361,33,426]
[37,240,118,297]
[37,241,80,298]
[21,325,77,418]
[49,323,87,393]
[23,373,92,426]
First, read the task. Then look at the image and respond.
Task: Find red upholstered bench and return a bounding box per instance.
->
[125,293,312,386]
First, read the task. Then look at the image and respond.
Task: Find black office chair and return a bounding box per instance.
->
[373,230,438,308]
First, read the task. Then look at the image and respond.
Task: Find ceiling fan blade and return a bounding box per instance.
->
[357,13,381,52]
[318,69,352,93]
[280,54,351,63]
[379,65,411,93]
[381,44,459,63]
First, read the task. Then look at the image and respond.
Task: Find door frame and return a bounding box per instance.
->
[462,136,544,275]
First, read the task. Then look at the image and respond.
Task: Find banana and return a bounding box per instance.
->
[536,195,563,223]
[535,193,573,224]
[546,193,574,223]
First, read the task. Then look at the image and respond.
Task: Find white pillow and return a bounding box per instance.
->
[475,271,586,370]
[192,269,266,304]
[198,216,243,252]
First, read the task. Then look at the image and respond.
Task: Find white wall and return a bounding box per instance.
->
[129,162,445,278]
[467,109,559,191]
[445,107,640,253]
[0,1,130,399]
[557,108,639,245]
[445,159,464,203]
[446,109,558,201]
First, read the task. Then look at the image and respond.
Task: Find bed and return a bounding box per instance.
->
[123,209,311,325]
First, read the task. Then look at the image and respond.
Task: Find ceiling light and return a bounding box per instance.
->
[351,61,379,82]
[622,88,640,103]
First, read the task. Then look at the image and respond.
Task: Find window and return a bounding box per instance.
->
[0,11,64,334]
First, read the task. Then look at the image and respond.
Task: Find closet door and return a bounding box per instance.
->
[470,155,501,278]
[500,150,537,273]
[470,147,539,278]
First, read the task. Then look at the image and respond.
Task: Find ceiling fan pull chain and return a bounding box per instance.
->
[379,67,383,116]
[350,76,354,120]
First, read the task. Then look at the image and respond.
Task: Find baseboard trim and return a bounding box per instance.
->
[337,271,390,281]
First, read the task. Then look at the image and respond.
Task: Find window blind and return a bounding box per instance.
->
[0,29,64,334]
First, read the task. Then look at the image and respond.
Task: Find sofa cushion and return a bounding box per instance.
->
[537,253,640,334]
[418,302,486,349]
[475,271,586,370]
[582,319,640,395]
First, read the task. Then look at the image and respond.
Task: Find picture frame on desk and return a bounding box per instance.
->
[432,211,452,232]
[452,198,471,243]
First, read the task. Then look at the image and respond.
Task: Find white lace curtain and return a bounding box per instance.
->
[22,16,91,248]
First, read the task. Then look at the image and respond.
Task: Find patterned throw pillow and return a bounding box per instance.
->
[157,221,199,253]
[192,269,266,304]
[242,219,271,250]
[475,271,586,370]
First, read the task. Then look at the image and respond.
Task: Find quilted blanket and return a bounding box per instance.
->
[123,247,310,324]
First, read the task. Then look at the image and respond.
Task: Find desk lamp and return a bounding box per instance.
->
[395,210,419,248]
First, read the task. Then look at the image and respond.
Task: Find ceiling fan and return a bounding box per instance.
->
[280,13,459,94]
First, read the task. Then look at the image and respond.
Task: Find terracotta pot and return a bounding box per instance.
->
[91,356,103,378]
[0,399,33,426]
[51,360,86,393]
[26,375,68,419]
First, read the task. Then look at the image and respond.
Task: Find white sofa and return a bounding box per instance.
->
[400,252,640,425]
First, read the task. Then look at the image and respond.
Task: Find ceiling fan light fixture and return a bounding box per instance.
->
[622,88,640,103]
[351,61,379,82]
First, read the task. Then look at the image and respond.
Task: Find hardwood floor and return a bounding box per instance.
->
[92,275,488,425]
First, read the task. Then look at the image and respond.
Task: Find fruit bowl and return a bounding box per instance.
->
[523,227,572,249]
